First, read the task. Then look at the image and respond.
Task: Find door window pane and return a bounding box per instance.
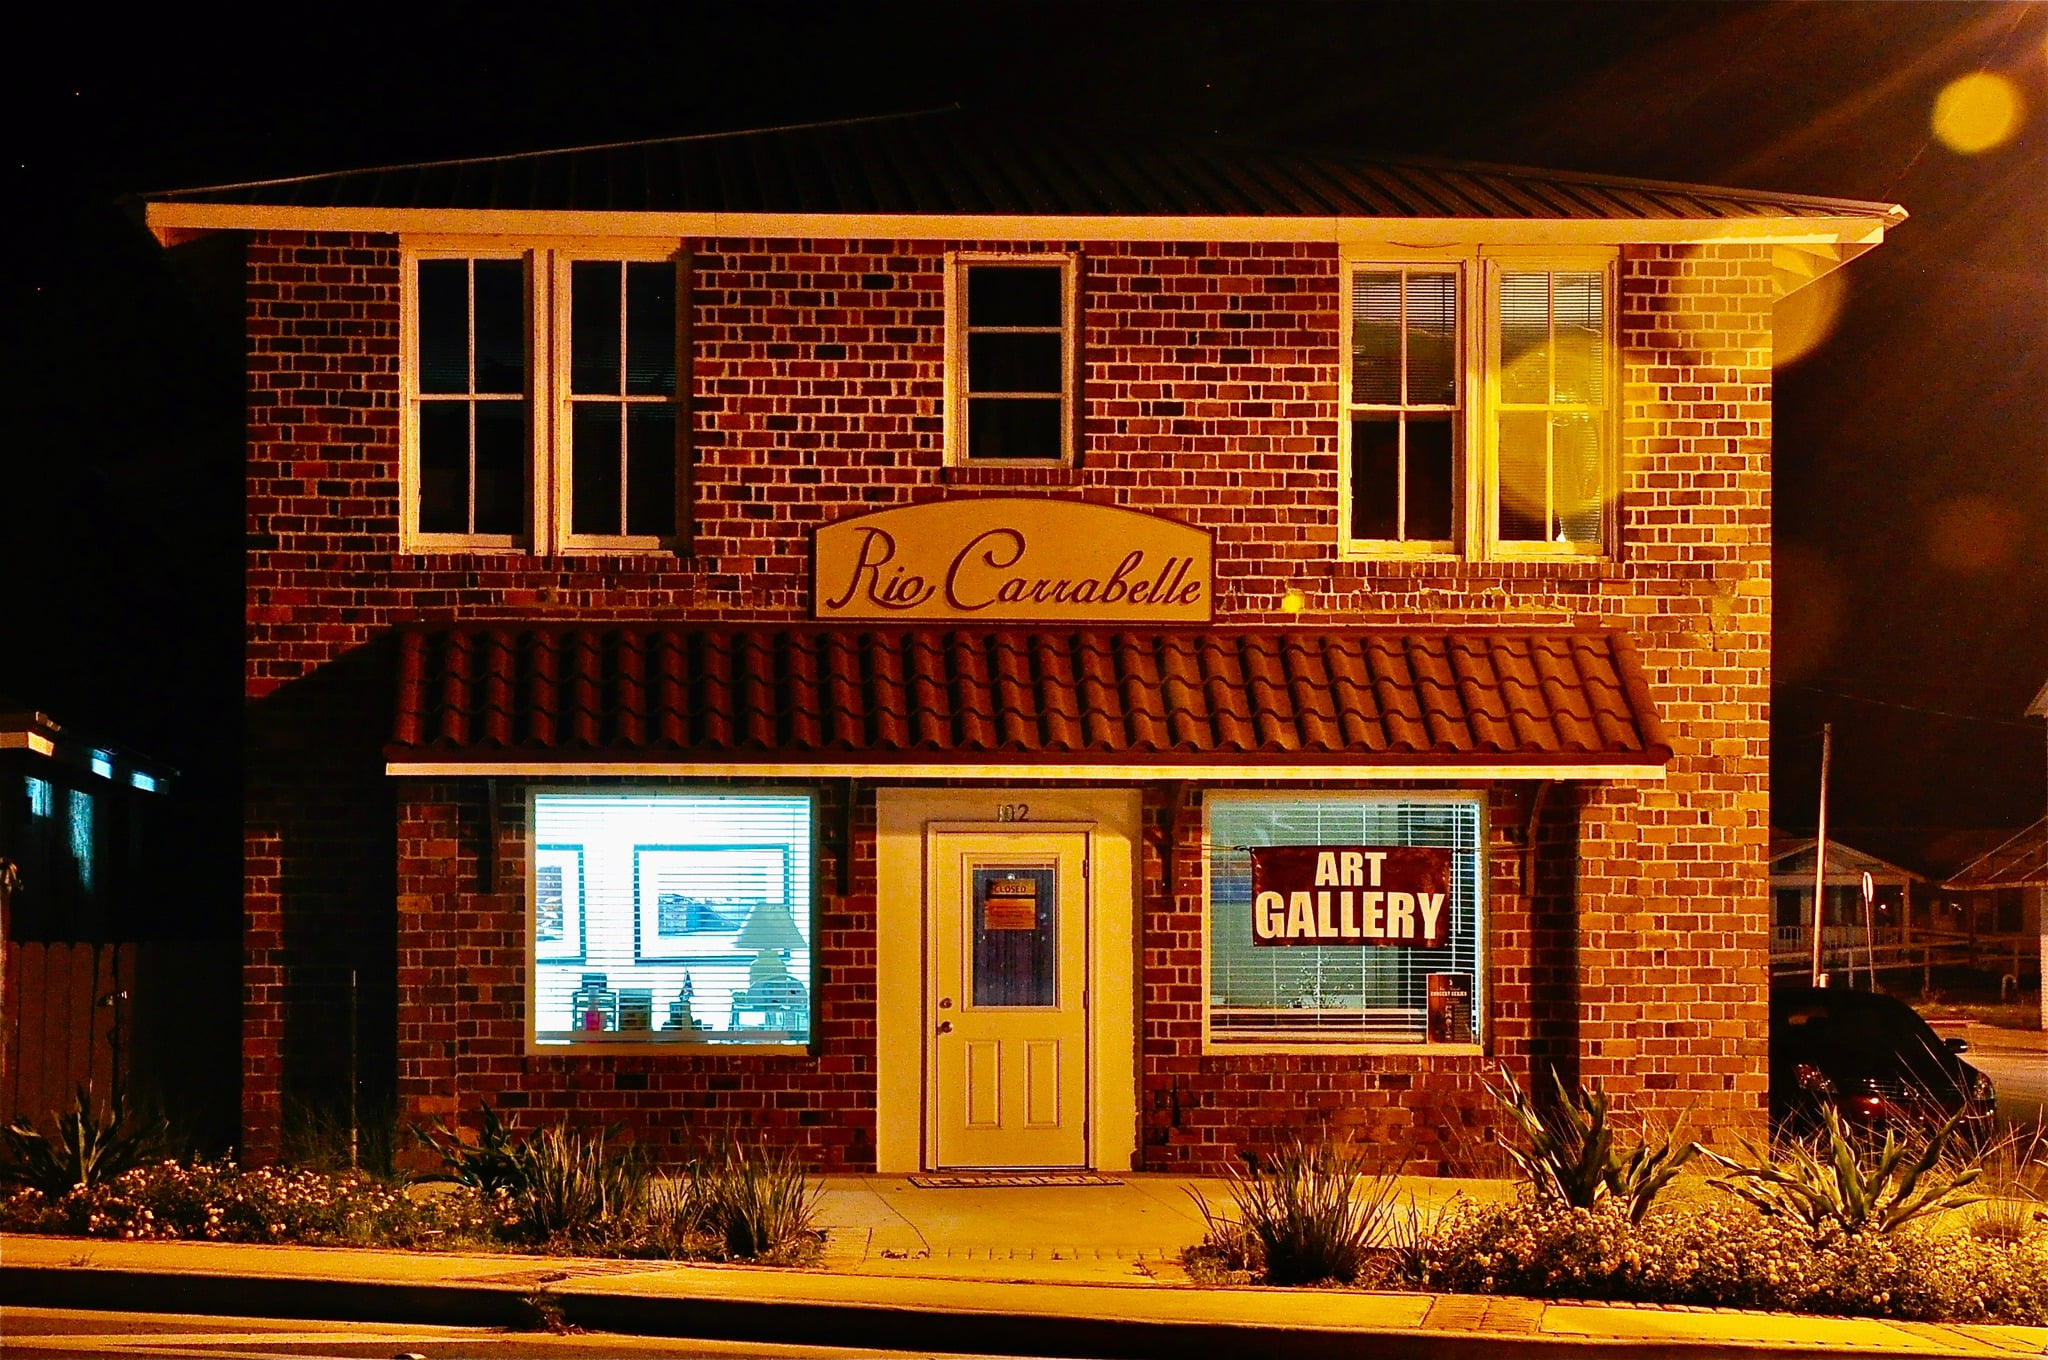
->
[971,867,1056,1008]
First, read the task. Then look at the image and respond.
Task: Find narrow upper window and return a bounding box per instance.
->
[949,255,1077,464]
[1346,268,1460,552]
[564,260,679,545]
[414,257,530,542]
[1493,268,1609,553]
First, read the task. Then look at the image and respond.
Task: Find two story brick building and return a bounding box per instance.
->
[145,112,1901,1172]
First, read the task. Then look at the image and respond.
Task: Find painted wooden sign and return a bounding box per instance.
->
[1249,846,1453,947]
[812,498,1212,622]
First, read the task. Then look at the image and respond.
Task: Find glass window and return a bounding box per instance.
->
[1495,269,1607,551]
[415,258,530,539]
[956,259,1073,463]
[531,792,813,1047]
[1347,269,1460,548]
[567,260,678,541]
[1206,794,1483,1045]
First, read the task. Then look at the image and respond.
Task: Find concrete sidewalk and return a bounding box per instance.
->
[3,1174,2044,1359]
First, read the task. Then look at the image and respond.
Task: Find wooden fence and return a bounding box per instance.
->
[2,940,238,1142]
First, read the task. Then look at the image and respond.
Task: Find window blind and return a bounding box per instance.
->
[1207,795,1482,1043]
[531,792,813,1046]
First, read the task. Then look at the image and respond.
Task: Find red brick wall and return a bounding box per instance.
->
[243,230,1773,1166]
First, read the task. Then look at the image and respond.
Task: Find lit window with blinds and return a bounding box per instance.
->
[1494,268,1609,553]
[1206,794,1483,1045]
[1347,268,1460,551]
[530,792,813,1048]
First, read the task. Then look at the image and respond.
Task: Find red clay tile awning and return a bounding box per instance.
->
[386,624,1672,780]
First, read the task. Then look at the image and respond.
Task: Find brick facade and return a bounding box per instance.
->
[243,228,1773,1169]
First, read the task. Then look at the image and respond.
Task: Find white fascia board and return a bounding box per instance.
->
[147,200,1898,251]
[386,759,1666,781]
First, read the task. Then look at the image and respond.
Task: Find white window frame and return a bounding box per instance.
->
[1338,259,1472,558]
[524,785,818,1057]
[1481,252,1620,560]
[399,238,685,555]
[1336,248,1617,562]
[1199,789,1488,1056]
[944,251,1081,468]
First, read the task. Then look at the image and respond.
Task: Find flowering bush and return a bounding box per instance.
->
[1391,1198,2048,1324]
[0,1159,506,1247]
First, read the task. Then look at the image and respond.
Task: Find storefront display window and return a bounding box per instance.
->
[530,791,813,1047]
[1205,793,1483,1045]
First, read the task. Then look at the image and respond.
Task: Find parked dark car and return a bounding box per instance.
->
[1770,986,1997,1139]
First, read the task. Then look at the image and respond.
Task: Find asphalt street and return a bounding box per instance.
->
[1964,1037,2047,1131]
[0,1308,1053,1360]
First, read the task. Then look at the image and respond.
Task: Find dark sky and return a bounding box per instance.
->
[3,2,2043,870]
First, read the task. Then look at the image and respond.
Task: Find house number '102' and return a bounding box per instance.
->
[996,803,1030,822]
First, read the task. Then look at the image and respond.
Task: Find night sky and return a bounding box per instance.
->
[4,2,2043,883]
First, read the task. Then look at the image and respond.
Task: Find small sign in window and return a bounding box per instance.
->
[1427,973,1474,1045]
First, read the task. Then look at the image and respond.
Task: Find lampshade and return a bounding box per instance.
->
[734,896,806,953]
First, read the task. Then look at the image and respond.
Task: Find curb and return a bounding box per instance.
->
[2,1263,2024,1360]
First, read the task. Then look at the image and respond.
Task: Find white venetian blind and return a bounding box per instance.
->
[1206,796,1482,1042]
[531,792,813,1046]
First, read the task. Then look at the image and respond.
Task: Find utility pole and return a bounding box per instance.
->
[1809,723,1832,988]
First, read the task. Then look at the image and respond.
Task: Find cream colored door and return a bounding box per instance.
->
[929,828,1090,1169]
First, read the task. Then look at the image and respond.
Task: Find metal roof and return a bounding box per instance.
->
[149,109,1903,226]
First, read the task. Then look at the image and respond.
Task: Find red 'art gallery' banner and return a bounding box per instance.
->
[1248,846,1452,947]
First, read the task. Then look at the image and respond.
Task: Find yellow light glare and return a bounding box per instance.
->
[1773,269,1848,369]
[1932,72,2024,153]
[1280,588,1308,615]
[1926,494,2023,573]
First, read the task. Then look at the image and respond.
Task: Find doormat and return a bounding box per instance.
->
[909,1172,1124,1188]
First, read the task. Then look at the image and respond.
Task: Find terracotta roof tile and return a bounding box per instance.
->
[388,624,1672,773]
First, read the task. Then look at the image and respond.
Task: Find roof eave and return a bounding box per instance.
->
[145,199,1902,251]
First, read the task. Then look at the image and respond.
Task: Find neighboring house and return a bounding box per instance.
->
[0,701,232,1145]
[142,111,1903,1173]
[1766,833,1919,982]
[1943,672,2047,1025]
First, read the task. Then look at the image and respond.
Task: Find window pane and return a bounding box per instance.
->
[473,402,527,536]
[1350,272,1402,405]
[972,868,1056,1007]
[573,404,623,536]
[571,261,621,396]
[968,265,1061,326]
[1498,272,1550,404]
[1406,413,1454,542]
[1407,272,1458,405]
[532,793,813,1047]
[1206,796,1482,1043]
[1349,417,1399,540]
[626,262,676,397]
[472,260,526,395]
[418,403,469,533]
[1551,272,1604,405]
[1552,411,1602,546]
[967,397,1062,460]
[1498,409,1548,541]
[626,405,677,538]
[418,261,469,395]
[968,332,1062,394]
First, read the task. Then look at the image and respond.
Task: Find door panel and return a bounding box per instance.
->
[931,829,1089,1168]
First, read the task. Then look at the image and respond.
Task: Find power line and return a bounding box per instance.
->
[1775,683,2042,731]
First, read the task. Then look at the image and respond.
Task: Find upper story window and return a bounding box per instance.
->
[1341,254,1614,560]
[402,244,684,553]
[947,253,1078,466]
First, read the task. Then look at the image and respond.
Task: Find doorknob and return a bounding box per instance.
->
[935,1020,954,1035]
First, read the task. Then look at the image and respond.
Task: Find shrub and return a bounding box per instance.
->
[680,1143,824,1264]
[1187,1137,1401,1286]
[1702,1103,1983,1242]
[1399,1196,2047,1324]
[507,1124,646,1246]
[1485,1064,1696,1223]
[417,1100,526,1198]
[1,1086,167,1198]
